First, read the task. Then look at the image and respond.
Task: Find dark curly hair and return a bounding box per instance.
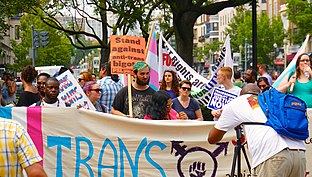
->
[160,70,179,97]
[21,65,38,83]
[145,90,171,120]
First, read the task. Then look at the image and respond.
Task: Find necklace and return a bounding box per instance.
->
[42,98,60,107]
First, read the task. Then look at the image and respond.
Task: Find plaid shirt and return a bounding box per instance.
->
[97,76,124,113]
[0,118,42,177]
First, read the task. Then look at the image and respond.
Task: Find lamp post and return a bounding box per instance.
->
[283,39,288,69]
[239,44,243,71]
[245,38,248,71]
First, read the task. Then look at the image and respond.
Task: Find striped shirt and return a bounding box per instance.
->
[97,76,123,113]
[0,118,42,177]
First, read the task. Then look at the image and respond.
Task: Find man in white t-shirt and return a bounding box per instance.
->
[211,66,241,120]
[33,77,67,107]
[208,84,306,177]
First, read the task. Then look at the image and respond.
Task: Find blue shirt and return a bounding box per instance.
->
[97,76,123,113]
[172,98,200,120]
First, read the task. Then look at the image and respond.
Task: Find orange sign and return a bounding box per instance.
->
[110,35,146,74]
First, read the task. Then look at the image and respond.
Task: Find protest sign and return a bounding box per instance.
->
[110,35,146,74]
[207,87,239,110]
[56,70,95,110]
[0,107,312,176]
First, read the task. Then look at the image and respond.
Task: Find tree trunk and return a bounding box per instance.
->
[173,12,198,67]
[100,0,109,67]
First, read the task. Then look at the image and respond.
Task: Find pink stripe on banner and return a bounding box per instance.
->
[149,37,157,55]
[27,107,44,165]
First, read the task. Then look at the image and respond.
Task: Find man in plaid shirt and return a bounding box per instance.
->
[0,118,47,177]
[97,62,123,113]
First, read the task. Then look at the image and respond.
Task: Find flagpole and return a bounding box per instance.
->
[144,22,156,60]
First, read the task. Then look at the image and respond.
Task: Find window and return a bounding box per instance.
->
[15,25,20,40]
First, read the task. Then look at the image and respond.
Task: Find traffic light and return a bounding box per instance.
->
[247,44,253,61]
[39,31,49,47]
[33,31,40,48]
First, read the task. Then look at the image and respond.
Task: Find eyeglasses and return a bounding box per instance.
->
[78,78,85,82]
[300,59,310,63]
[90,89,101,93]
[37,82,46,85]
[166,103,173,109]
[258,85,267,89]
[181,87,191,91]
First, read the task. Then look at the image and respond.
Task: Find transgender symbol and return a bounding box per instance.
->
[171,141,229,177]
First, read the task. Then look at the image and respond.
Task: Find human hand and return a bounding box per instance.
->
[189,161,206,177]
[177,112,188,120]
[211,110,221,118]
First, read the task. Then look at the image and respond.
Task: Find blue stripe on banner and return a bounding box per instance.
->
[0,107,12,119]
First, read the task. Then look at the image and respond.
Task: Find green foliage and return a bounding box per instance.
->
[9,14,73,72]
[225,7,284,65]
[193,40,222,62]
[286,0,312,44]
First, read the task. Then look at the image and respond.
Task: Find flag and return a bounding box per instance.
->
[145,24,159,90]
[272,35,310,88]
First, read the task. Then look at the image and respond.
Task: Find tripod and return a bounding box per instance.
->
[230,125,251,177]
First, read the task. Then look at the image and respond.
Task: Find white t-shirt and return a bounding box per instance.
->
[215,94,305,168]
[226,85,242,96]
[30,99,67,107]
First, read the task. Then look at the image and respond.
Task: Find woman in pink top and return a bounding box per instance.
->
[144,90,178,120]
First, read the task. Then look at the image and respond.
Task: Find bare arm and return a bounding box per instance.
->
[277,74,295,93]
[111,107,130,117]
[25,163,47,177]
[208,127,226,144]
[195,109,203,121]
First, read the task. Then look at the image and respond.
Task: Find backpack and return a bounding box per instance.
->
[257,87,309,140]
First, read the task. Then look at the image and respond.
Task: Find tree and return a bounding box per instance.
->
[226,7,284,65]
[25,0,252,67]
[8,14,73,72]
[0,0,39,37]
[193,40,222,62]
[286,0,312,44]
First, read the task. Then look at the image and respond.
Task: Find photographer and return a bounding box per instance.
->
[208,84,306,177]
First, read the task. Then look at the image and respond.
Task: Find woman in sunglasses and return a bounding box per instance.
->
[257,77,271,93]
[277,53,312,108]
[83,81,106,112]
[172,80,203,121]
[159,70,180,99]
[78,71,92,87]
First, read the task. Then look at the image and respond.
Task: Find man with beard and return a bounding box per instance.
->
[34,77,67,107]
[112,61,155,119]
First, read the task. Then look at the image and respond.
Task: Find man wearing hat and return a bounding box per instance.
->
[112,61,155,119]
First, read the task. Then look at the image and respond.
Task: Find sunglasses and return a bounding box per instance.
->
[78,78,85,82]
[37,82,46,85]
[90,89,101,93]
[181,87,191,91]
[258,85,267,88]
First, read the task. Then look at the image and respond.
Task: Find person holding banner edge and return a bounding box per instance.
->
[112,61,155,119]
[277,53,312,108]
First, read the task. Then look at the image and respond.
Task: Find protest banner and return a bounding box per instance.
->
[110,35,146,74]
[56,70,95,110]
[0,107,311,176]
[191,35,233,108]
[207,88,239,110]
[158,33,209,92]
